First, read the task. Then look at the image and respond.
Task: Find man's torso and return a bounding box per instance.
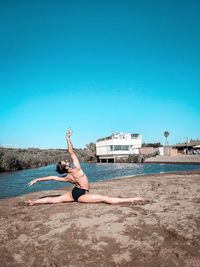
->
[67,168,89,190]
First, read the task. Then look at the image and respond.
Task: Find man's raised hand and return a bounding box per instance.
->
[66,128,73,139]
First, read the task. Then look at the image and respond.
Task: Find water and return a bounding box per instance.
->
[0,162,200,199]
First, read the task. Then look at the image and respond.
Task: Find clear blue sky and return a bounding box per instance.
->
[0,0,199,148]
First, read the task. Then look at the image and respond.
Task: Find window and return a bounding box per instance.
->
[131,134,140,139]
[109,145,113,151]
[114,145,129,151]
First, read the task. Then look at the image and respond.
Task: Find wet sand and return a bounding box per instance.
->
[0,170,200,267]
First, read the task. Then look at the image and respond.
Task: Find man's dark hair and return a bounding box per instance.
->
[56,162,68,174]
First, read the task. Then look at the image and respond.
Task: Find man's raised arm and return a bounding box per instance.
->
[66,128,75,155]
[66,128,81,169]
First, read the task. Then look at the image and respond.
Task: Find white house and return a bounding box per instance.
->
[96,132,142,162]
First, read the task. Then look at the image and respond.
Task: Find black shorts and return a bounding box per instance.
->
[71,186,89,202]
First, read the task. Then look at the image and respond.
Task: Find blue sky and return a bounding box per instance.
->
[0,0,199,148]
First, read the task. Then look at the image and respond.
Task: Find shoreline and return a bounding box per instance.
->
[1,156,200,174]
[0,169,200,201]
[1,169,200,200]
[1,171,200,266]
[145,161,200,165]
[59,169,200,192]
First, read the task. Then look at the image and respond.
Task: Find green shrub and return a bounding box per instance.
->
[0,147,96,172]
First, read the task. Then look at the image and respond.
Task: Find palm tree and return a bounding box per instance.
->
[164,131,169,146]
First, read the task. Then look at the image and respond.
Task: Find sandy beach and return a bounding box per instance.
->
[1,170,200,267]
[145,155,200,164]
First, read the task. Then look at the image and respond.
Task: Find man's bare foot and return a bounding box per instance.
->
[15,201,26,207]
[131,197,151,205]
[24,200,35,206]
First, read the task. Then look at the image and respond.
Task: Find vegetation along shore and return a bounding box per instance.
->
[0,145,96,172]
[0,143,148,173]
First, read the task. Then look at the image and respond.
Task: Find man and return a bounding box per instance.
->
[25,129,145,205]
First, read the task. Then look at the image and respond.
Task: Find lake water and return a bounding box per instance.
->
[0,162,200,199]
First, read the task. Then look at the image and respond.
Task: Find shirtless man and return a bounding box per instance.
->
[25,129,145,205]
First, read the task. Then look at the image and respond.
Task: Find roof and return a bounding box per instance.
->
[174,140,200,148]
[96,132,141,142]
[193,145,200,148]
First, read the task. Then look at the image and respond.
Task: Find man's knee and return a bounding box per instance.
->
[53,198,64,204]
[46,197,62,204]
[102,196,112,204]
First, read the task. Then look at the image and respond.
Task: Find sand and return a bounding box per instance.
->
[145,155,200,164]
[0,170,200,267]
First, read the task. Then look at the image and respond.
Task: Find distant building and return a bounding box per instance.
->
[96,133,142,163]
[173,139,200,155]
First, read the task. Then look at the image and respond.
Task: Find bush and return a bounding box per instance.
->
[114,154,144,163]
[0,147,94,172]
[144,151,160,159]
[127,154,144,163]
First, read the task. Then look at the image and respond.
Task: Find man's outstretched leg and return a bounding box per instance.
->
[25,192,74,206]
[78,193,147,204]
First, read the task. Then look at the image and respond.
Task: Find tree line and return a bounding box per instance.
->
[0,140,165,172]
[0,145,97,172]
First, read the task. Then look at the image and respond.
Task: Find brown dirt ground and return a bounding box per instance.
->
[1,170,200,267]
